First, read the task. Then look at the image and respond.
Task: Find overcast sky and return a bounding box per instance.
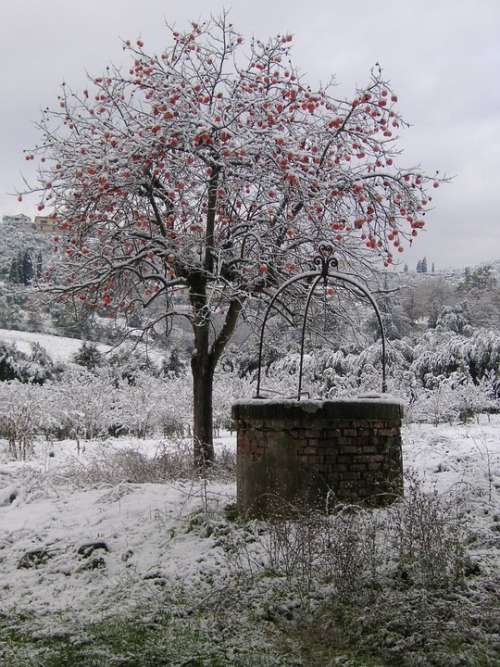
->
[1,0,499,270]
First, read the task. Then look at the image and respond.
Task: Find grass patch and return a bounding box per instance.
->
[1,574,499,666]
[278,584,500,666]
[0,611,290,667]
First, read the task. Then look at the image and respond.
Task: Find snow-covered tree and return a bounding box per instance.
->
[22,15,443,464]
[0,219,50,282]
[459,265,497,291]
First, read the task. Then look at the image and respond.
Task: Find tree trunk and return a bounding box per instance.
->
[189,269,244,467]
[191,354,215,467]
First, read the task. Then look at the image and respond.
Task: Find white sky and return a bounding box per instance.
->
[1,0,499,270]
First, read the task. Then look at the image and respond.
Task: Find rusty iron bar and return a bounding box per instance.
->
[298,274,323,400]
[255,244,387,399]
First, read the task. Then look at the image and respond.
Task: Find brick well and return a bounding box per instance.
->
[232,398,404,517]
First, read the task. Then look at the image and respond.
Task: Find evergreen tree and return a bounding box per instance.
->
[73,341,104,370]
[9,256,21,283]
[421,257,428,273]
[22,250,34,285]
[36,251,43,279]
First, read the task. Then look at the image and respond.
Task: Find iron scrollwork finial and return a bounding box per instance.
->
[312,243,339,284]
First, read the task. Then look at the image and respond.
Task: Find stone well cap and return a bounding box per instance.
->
[232,397,404,422]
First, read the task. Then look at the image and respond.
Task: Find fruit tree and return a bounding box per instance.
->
[21,15,443,465]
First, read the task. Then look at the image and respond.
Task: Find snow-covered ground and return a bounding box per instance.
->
[1,420,498,628]
[0,434,236,628]
[0,418,498,665]
[0,328,163,363]
[404,419,500,572]
[0,328,112,362]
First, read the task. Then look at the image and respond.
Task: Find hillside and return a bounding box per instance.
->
[0,328,164,365]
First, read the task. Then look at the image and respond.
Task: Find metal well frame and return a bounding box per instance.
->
[255,243,387,399]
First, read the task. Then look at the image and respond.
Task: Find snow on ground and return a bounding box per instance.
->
[0,328,163,363]
[0,418,498,632]
[0,480,233,624]
[0,329,111,362]
[0,433,236,628]
[404,418,500,571]
[404,419,500,500]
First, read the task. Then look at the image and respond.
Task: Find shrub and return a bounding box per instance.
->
[72,341,104,370]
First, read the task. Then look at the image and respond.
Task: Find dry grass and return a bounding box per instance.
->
[53,440,236,487]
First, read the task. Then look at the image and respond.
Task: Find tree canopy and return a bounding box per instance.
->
[22,15,443,463]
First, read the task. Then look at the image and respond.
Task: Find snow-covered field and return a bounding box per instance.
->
[0,434,236,626]
[1,420,498,620]
[0,420,499,664]
[0,328,163,364]
[0,328,111,362]
[404,419,500,571]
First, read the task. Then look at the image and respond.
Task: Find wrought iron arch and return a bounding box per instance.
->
[255,244,387,399]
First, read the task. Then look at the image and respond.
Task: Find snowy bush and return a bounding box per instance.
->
[0,340,60,384]
[61,440,197,486]
[52,367,118,442]
[0,362,195,453]
[72,341,104,370]
[0,341,25,382]
[435,303,471,335]
[255,322,500,424]
[0,381,55,460]
[410,379,459,426]
[113,373,189,438]
[452,378,496,423]
[406,374,495,425]
[1,310,499,450]
[211,371,250,429]
[107,345,159,384]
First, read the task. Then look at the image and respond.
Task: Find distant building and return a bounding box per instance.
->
[33,215,58,234]
[2,213,32,224]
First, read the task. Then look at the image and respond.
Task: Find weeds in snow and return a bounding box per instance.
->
[388,470,467,588]
[471,437,496,506]
[224,470,468,600]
